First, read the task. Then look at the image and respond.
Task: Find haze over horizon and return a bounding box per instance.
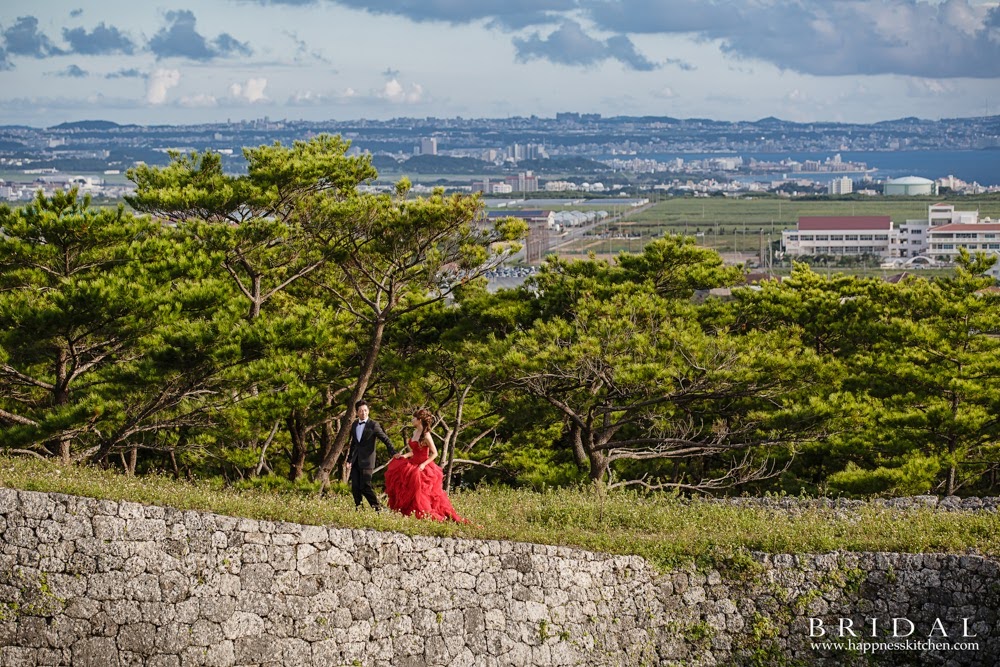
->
[2,1,1000,127]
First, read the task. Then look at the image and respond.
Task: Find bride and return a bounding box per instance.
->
[384,408,467,522]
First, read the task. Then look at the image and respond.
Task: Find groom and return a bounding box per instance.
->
[344,399,397,511]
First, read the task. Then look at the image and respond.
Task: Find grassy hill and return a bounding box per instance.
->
[2,455,998,572]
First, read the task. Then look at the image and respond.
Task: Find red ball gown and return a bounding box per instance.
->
[384,440,467,522]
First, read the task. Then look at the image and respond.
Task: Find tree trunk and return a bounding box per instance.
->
[169,449,181,479]
[57,438,71,465]
[125,446,137,476]
[53,347,72,464]
[443,432,457,493]
[318,387,338,463]
[584,430,609,483]
[245,270,263,321]
[287,413,307,482]
[316,317,387,490]
[444,384,471,493]
[568,421,588,470]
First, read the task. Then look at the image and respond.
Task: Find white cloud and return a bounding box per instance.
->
[287,87,363,106]
[379,78,424,103]
[229,77,269,103]
[146,68,180,105]
[652,86,676,98]
[906,78,954,96]
[179,94,218,107]
[290,89,323,104]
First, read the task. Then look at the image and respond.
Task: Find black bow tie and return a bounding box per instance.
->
[358,421,366,425]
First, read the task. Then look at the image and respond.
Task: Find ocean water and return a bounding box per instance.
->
[634,150,1000,187]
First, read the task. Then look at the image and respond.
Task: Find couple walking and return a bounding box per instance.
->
[345,400,465,522]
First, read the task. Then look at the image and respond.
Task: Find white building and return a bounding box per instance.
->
[828,177,853,195]
[896,204,981,258]
[553,210,608,228]
[419,138,438,156]
[926,223,1000,277]
[782,216,895,258]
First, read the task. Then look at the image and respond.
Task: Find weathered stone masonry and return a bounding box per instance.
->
[1,487,998,666]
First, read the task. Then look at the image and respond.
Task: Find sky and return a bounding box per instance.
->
[2,0,1000,127]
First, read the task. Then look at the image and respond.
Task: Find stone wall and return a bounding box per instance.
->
[1,487,997,666]
[709,494,1000,512]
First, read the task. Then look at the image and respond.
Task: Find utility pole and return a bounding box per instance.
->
[759,228,765,270]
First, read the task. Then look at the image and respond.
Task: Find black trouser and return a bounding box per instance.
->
[349,465,380,509]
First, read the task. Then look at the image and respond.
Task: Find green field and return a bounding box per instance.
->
[0,169,133,185]
[557,196,1000,256]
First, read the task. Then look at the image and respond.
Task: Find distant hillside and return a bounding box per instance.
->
[371,155,404,173]
[369,154,610,177]
[516,157,609,173]
[370,154,494,175]
[401,155,492,174]
[49,120,121,131]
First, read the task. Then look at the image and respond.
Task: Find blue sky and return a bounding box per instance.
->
[2,0,1000,126]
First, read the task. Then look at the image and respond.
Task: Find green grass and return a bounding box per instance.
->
[0,169,133,185]
[622,197,1000,230]
[554,197,1000,256]
[3,455,999,572]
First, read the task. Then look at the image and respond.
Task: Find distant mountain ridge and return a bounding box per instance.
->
[49,120,122,131]
[19,114,1000,132]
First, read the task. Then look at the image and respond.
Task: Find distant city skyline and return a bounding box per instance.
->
[2,0,1000,127]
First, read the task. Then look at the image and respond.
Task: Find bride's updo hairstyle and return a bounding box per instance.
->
[413,408,434,443]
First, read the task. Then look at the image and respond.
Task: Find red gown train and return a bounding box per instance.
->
[384,440,467,522]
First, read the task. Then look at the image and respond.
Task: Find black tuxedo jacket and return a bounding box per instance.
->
[347,419,396,469]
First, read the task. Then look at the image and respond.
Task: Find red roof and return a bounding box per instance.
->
[798,216,892,231]
[930,223,1000,232]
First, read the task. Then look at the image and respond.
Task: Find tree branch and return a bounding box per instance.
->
[0,408,40,427]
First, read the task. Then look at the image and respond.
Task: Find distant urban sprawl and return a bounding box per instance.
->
[1,113,999,202]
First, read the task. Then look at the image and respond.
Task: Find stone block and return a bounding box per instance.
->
[221,611,264,640]
[233,635,282,663]
[93,516,127,541]
[125,518,167,542]
[117,622,157,655]
[72,637,121,667]
[0,646,36,667]
[240,563,274,593]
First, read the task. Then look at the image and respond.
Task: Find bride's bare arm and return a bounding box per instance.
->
[419,436,437,471]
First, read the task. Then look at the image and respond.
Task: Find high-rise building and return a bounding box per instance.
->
[420,138,438,156]
[504,171,539,193]
[508,143,525,161]
[829,177,853,195]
